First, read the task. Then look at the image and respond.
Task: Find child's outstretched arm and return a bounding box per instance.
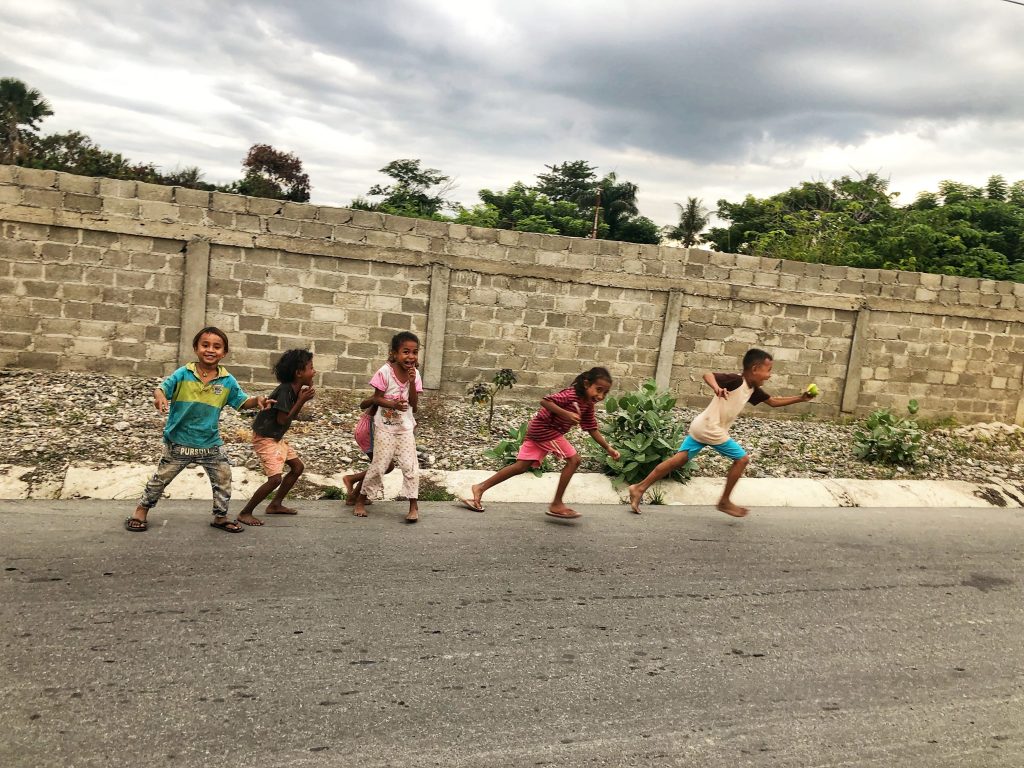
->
[240,394,275,411]
[153,387,169,413]
[703,372,728,399]
[588,429,621,461]
[766,391,816,408]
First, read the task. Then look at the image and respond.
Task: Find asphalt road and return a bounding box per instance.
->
[2,499,1022,768]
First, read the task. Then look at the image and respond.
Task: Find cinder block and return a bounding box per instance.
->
[103,197,140,217]
[99,178,138,198]
[138,200,179,220]
[173,187,211,207]
[135,182,174,202]
[299,221,332,239]
[22,188,62,207]
[18,167,58,188]
[400,234,429,252]
[317,206,353,225]
[280,201,317,220]
[211,192,248,213]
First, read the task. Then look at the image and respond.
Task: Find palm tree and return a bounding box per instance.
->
[0,78,53,164]
[596,172,640,239]
[664,197,710,247]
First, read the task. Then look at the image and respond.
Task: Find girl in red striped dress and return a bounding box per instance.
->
[461,367,620,519]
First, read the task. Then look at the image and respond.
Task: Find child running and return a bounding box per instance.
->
[461,366,621,520]
[235,348,316,526]
[352,331,423,523]
[124,327,273,533]
[627,348,815,517]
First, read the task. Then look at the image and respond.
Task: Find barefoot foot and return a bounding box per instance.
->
[627,484,644,515]
[265,504,298,515]
[342,475,357,506]
[236,513,264,526]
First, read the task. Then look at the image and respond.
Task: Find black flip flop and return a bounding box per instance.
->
[124,517,148,532]
[210,518,244,533]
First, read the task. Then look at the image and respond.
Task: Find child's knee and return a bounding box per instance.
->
[289,459,305,476]
[734,455,750,469]
[267,473,283,488]
[567,453,582,468]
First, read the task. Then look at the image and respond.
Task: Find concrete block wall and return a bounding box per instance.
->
[444,271,666,393]
[671,293,856,412]
[1,164,1023,424]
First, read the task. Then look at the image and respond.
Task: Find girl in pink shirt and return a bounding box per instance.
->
[462,367,620,519]
[353,332,423,523]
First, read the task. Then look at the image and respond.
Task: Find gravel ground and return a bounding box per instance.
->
[1,368,1022,498]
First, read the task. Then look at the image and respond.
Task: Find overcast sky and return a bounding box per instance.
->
[3,0,1023,226]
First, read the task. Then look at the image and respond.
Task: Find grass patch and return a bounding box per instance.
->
[418,475,456,502]
[320,486,346,500]
[917,414,958,431]
[645,488,667,505]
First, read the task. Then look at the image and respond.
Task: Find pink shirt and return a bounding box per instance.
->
[369,364,423,434]
[526,387,598,443]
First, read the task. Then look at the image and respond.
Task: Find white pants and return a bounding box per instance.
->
[363,430,418,500]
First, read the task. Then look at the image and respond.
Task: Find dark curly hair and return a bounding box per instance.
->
[572,366,612,397]
[273,348,314,384]
[390,331,420,353]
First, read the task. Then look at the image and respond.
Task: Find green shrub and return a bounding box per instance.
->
[853,400,924,467]
[468,368,517,434]
[484,421,549,477]
[592,379,691,486]
[321,486,346,500]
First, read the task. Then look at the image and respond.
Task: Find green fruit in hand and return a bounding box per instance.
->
[805,383,819,396]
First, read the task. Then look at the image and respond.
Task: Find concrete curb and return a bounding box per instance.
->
[2,462,1022,509]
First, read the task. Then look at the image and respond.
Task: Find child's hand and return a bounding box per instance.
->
[715,387,729,399]
[607,446,621,461]
[154,390,169,414]
[298,385,316,403]
[563,403,582,425]
[257,396,276,411]
[387,398,408,411]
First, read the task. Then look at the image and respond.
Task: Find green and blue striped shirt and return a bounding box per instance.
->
[159,363,248,448]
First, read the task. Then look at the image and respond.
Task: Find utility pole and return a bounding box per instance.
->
[590,187,602,239]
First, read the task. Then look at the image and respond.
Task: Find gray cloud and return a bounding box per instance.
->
[3,0,1024,222]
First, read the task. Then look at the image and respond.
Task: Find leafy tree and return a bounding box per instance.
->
[358,158,452,218]
[229,143,310,202]
[708,172,1024,281]
[455,182,596,237]
[24,130,218,189]
[0,77,53,164]
[533,160,598,205]
[612,215,661,244]
[663,197,710,246]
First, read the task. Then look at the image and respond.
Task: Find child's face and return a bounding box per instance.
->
[393,340,419,371]
[583,378,612,403]
[194,333,227,367]
[749,359,773,386]
[296,359,316,386]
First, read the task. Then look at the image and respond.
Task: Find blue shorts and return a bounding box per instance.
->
[678,435,747,460]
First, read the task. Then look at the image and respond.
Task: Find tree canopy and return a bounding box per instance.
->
[705,173,1024,281]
